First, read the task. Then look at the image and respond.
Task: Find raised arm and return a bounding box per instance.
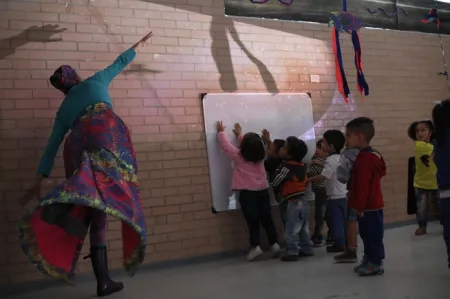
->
[90,48,136,85]
[37,115,69,177]
[90,31,153,86]
[217,132,240,161]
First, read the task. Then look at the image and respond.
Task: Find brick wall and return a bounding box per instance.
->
[1,0,449,286]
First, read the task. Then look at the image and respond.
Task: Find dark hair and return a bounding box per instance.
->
[345,117,375,143]
[407,120,434,141]
[433,99,450,147]
[323,130,345,153]
[240,132,266,163]
[272,139,286,154]
[285,136,308,162]
[316,138,323,149]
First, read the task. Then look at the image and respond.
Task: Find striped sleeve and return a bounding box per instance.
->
[272,165,290,187]
[306,164,322,177]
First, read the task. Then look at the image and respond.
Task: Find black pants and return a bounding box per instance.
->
[313,188,327,237]
[441,196,450,267]
[239,189,279,248]
[358,210,385,265]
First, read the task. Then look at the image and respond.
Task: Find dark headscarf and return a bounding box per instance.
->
[49,65,80,93]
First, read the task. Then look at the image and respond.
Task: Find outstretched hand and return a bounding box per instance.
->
[262,129,271,143]
[132,31,153,50]
[217,121,225,133]
[233,123,242,137]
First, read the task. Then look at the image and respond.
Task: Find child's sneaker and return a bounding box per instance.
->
[312,235,323,247]
[334,248,357,263]
[353,256,367,273]
[415,226,427,236]
[326,245,345,253]
[280,253,299,262]
[270,243,281,258]
[247,246,263,261]
[357,262,384,276]
[325,235,335,246]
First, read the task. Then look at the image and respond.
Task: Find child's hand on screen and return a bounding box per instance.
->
[217,121,225,132]
[262,129,271,143]
[233,123,242,137]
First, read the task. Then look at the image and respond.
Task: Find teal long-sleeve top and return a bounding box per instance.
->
[37,48,137,177]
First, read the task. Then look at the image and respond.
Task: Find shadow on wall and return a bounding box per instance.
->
[211,19,279,93]
[139,0,339,127]
[0,24,69,285]
[141,0,279,93]
[0,25,67,60]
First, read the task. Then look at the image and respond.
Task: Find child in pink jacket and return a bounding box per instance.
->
[217,121,280,261]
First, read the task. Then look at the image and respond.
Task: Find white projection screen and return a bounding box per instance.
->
[202,93,316,212]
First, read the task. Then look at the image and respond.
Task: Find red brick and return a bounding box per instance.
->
[160,124,186,133]
[180,202,207,213]
[130,125,159,134]
[14,80,48,89]
[1,110,33,119]
[172,115,199,124]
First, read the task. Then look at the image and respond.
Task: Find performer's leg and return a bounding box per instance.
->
[88,209,124,297]
[40,204,88,237]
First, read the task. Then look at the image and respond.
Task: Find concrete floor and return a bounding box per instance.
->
[4,223,450,299]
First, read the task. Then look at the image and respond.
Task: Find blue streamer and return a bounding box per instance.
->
[365,7,408,18]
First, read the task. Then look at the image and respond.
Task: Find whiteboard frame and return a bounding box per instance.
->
[201,92,316,213]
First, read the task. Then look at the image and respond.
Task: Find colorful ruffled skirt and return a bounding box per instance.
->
[18,103,147,283]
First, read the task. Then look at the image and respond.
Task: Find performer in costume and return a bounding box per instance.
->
[18,31,153,297]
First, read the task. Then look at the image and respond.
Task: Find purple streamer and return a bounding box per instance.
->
[250,0,293,5]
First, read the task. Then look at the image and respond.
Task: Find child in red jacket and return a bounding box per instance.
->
[345,117,387,276]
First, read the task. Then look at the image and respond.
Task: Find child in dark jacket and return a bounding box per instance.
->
[432,99,450,268]
[306,139,328,246]
[345,117,387,276]
[262,129,287,224]
[271,137,311,261]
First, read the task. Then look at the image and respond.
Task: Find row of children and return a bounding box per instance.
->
[216,116,386,277]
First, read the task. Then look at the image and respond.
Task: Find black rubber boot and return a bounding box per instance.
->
[87,247,124,297]
[41,204,88,237]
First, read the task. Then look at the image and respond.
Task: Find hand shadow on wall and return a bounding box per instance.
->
[210,18,279,93]
[0,24,67,60]
[122,64,164,75]
[0,24,66,147]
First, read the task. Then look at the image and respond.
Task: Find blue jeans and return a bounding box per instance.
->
[415,187,438,227]
[326,198,347,247]
[286,197,312,255]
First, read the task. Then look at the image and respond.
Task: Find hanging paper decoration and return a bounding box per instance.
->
[421,7,449,85]
[329,0,369,103]
[329,11,362,33]
[421,8,440,25]
[365,7,408,18]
